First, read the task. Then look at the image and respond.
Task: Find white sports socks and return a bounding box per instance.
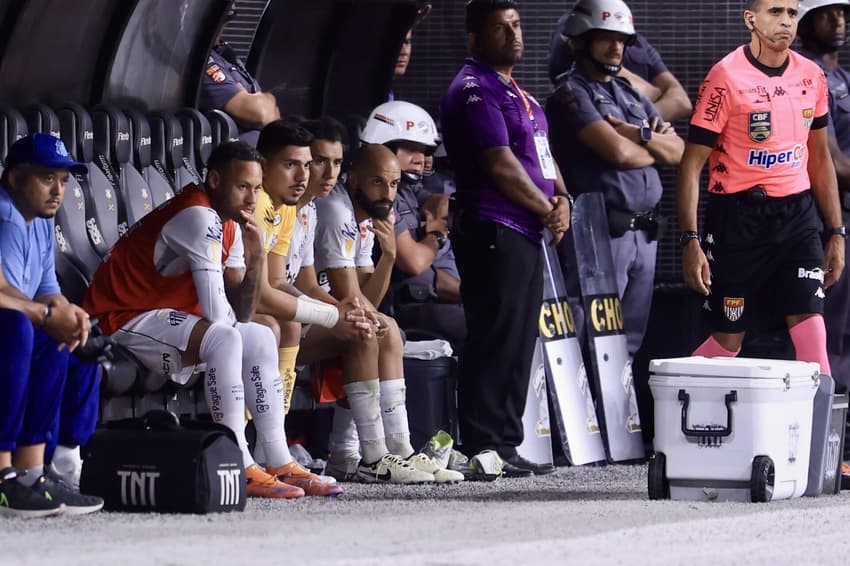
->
[237,322,292,468]
[379,378,414,458]
[199,323,253,467]
[328,405,360,458]
[17,464,43,487]
[343,380,389,464]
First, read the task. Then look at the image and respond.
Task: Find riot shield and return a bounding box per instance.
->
[572,192,644,462]
[538,240,607,465]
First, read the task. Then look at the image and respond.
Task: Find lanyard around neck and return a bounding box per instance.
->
[509,77,538,129]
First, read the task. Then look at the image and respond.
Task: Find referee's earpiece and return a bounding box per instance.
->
[748,17,754,30]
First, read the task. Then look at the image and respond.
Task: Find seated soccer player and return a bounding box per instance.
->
[85,141,310,499]
[298,139,462,483]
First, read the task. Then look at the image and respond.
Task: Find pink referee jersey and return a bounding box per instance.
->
[690,46,829,197]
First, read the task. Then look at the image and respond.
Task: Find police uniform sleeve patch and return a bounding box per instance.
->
[205,64,226,84]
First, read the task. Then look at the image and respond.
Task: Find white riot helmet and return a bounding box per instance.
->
[361,100,440,152]
[562,0,636,76]
[563,0,636,41]
[798,0,850,23]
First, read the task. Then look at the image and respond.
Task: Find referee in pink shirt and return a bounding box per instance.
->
[677,0,845,374]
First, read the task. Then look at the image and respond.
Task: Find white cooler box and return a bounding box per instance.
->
[648,356,819,502]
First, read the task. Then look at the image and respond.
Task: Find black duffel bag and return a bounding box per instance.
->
[80,411,246,514]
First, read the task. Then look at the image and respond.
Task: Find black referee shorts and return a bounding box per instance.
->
[703,188,825,334]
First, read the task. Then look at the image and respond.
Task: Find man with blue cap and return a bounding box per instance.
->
[0,133,103,517]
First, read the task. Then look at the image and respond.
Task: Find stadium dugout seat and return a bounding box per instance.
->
[92,105,154,226]
[25,104,103,301]
[176,108,212,181]
[25,103,62,139]
[124,108,174,207]
[58,103,124,251]
[149,111,198,192]
[206,109,239,147]
[0,105,28,175]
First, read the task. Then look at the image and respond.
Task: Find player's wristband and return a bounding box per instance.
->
[294,296,340,328]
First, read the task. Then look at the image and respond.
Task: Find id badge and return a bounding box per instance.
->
[534,131,557,180]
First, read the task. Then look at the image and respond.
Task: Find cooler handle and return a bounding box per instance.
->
[678,389,737,438]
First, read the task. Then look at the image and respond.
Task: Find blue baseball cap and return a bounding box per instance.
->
[4,133,88,175]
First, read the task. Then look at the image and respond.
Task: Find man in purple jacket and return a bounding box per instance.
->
[440,0,572,477]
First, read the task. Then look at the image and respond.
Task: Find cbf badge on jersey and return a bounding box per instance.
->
[748,111,771,143]
[534,131,557,180]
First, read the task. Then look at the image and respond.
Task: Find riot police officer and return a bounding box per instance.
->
[548,1,691,123]
[546,0,684,358]
[360,100,466,352]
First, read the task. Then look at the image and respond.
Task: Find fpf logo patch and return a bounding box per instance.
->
[723,297,744,322]
[802,108,814,130]
[748,111,771,142]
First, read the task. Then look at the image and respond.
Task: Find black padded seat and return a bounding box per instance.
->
[125,108,174,206]
[25,103,62,140]
[0,105,28,172]
[93,105,155,226]
[25,105,103,298]
[176,108,213,182]
[58,103,123,250]
[207,109,239,148]
[149,111,197,192]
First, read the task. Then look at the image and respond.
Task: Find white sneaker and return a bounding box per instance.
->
[407,452,465,483]
[357,454,434,484]
[420,430,454,468]
[468,449,503,481]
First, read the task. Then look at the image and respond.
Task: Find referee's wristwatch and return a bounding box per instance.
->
[826,225,848,239]
[679,230,701,247]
